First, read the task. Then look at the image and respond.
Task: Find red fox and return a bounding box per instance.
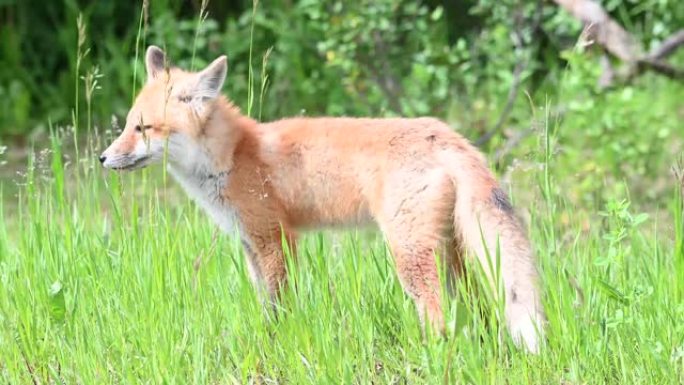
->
[101,46,545,352]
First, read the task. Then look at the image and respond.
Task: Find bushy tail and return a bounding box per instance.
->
[444,149,545,353]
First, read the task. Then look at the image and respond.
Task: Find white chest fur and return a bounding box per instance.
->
[166,134,239,234]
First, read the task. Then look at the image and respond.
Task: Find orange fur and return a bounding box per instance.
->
[101,46,546,352]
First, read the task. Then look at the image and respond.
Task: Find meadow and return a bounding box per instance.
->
[1,1,684,384]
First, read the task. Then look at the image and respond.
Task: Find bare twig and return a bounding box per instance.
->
[20,350,38,385]
[493,128,534,165]
[476,0,543,147]
[475,61,525,147]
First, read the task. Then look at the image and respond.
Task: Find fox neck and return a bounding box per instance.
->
[168,97,251,179]
[165,98,252,233]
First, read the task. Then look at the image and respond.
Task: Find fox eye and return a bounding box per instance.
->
[178,95,192,103]
[135,125,153,133]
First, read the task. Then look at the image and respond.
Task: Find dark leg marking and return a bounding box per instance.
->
[491,187,514,214]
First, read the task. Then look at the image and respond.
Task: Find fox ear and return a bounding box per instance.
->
[145,46,167,82]
[193,55,227,101]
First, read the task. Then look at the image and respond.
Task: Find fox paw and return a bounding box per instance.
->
[509,314,545,354]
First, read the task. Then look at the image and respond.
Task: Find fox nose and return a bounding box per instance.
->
[99,155,107,164]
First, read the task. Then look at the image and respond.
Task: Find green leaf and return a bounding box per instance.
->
[49,280,66,323]
[595,278,629,305]
[430,7,443,21]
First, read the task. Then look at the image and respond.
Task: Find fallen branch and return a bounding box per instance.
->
[554,0,641,61]
[553,0,684,85]
[637,57,684,80]
[649,29,684,61]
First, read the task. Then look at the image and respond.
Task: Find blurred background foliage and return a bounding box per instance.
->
[0,0,682,205]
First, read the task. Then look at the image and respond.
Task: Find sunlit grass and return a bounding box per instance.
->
[0,126,682,383]
[0,1,683,384]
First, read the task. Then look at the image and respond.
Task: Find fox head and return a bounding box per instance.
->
[100,46,227,170]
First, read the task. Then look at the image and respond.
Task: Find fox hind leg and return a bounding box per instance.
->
[387,238,445,333]
[378,172,455,334]
[440,230,466,295]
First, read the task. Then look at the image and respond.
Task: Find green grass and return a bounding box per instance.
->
[0,111,682,384]
[1,2,683,383]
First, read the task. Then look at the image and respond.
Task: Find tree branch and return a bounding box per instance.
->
[554,0,642,61]
[649,29,684,61]
[554,0,684,84]
[637,58,684,80]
